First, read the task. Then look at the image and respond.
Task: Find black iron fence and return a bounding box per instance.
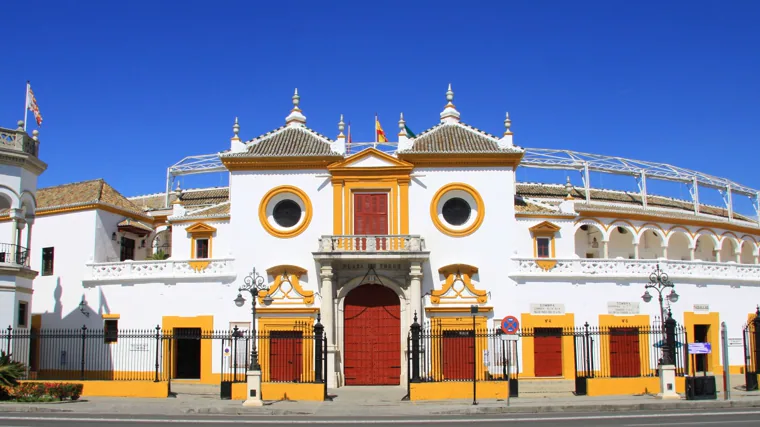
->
[407,314,688,397]
[2,322,327,392]
[743,308,760,391]
[0,243,29,266]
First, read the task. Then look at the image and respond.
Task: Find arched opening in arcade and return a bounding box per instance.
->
[740,238,756,264]
[719,236,739,263]
[638,229,664,259]
[694,234,717,262]
[343,283,401,386]
[575,224,604,258]
[607,225,635,259]
[666,231,692,261]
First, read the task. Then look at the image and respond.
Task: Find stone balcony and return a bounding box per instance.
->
[313,235,429,262]
[0,124,40,157]
[510,257,760,283]
[83,258,236,285]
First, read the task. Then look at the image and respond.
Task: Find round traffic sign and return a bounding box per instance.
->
[501,316,520,335]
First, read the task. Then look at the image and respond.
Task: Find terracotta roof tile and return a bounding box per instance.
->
[222,126,342,158]
[36,179,146,218]
[399,122,523,154]
[117,219,153,232]
[514,197,561,214]
[171,202,230,221]
[129,187,230,212]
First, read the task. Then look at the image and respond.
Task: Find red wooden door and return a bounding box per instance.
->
[344,284,401,385]
[353,193,389,250]
[609,328,640,377]
[534,328,563,377]
[443,330,474,380]
[269,331,303,382]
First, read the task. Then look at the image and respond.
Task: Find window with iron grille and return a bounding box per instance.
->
[104,319,119,343]
[41,247,54,275]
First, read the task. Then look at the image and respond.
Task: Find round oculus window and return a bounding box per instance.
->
[441,197,472,226]
[272,199,302,228]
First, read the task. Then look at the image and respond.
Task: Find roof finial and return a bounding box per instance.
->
[504,112,512,135]
[285,88,307,126]
[337,114,345,139]
[32,129,39,141]
[174,181,181,193]
[440,83,461,123]
[232,117,240,138]
[398,112,406,135]
[565,176,574,199]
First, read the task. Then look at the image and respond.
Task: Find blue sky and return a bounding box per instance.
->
[1,1,759,212]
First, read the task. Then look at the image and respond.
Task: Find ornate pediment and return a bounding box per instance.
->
[431,263,487,304]
[186,222,217,234]
[259,265,314,305]
[529,221,560,235]
[328,148,413,176]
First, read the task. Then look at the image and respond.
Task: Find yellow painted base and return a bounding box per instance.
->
[410,381,507,401]
[231,382,248,400]
[23,380,168,398]
[586,377,685,397]
[260,382,324,401]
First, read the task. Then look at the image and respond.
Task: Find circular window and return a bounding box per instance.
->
[259,186,312,238]
[273,199,301,228]
[430,183,485,237]
[441,197,471,226]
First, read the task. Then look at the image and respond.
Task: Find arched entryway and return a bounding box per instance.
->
[343,284,401,385]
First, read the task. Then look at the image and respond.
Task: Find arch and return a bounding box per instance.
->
[19,190,37,212]
[638,228,665,259]
[664,225,695,245]
[667,230,692,261]
[608,223,636,259]
[694,233,718,262]
[574,218,609,235]
[740,236,757,264]
[0,185,20,210]
[636,223,668,245]
[694,228,720,248]
[719,235,739,263]
[575,222,605,258]
[338,274,408,302]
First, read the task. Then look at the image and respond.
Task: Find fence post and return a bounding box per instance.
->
[753,306,760,382]
[5,326,11,355]
[314,312,324,383]
[80,325,88,381]
[411,311,421,383]
[154,325,161,382]
[664,309,676,365]
[232,326,239,383]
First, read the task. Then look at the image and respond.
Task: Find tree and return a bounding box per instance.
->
[0,351,26,387]
[147,250,170,260]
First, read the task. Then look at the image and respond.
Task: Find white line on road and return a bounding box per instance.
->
[626,421,753,427]
[0,410,759,424]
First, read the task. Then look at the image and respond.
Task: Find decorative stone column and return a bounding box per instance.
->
[661,245,668,260]
[714,249,721,263]
[319,264,338,388]
[601,240,609,259]
[688,246,696,260]
[409,262,423,324]
[633,243,639,259]
[9,209,21,247]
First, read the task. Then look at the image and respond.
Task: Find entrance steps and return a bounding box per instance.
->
[517,378,576,397]
[328,386,407,403]
[170,382,220,397]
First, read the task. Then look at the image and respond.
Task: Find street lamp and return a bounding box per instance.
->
[234,267,273,371]
[642,264,679,364]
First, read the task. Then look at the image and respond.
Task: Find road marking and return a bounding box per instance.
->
[1,410,760,424]
[627,421,753,426]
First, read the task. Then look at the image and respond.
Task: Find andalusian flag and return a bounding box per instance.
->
[375,115,388,143]
[404,124,416,138]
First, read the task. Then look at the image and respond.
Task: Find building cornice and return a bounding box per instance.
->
[396,152,523,169]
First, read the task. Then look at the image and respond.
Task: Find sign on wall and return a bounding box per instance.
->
[693,304,710,314]
[728,338,743,347]
[530,303,565,315]
[607,302,640,315]
[688,342,712,354]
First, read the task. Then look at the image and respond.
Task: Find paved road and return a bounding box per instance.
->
[0,408,759,426]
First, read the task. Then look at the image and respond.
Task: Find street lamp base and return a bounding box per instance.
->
[242,369,264,407]
[657,364,680,399]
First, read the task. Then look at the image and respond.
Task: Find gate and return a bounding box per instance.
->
[743,309,760,391]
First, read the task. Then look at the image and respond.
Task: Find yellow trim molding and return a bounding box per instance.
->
[397,152,523,169]
[161,315,214,384]
[187,222,216,271]
[425,306,493,314]
[529,221,560,270]
[683,311,720,374]
[258,307,321,314]
[259,185,313,239]
[430,183,485,237]
[0,203,154,223]
[259,265,314,305]
[102,313,121,319]
[222,155,341,171]
[431,264,487,304]
[520,313,575,379]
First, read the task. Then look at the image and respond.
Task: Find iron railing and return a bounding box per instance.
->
[743,308,760,391]
[0,243,29,267]
[2,323,327,394]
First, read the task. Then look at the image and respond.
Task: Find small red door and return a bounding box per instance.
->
[610,328,640,377]
[534,328,563,377]
[443,330,474,380]
[344,284,401,385]
[269,331,303,382]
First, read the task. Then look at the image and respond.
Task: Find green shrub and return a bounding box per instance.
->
[0,382,84,402]
[0,351,26,387]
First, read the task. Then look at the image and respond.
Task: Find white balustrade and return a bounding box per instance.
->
[317,235,426,253]
[86,258,236,282]
[511,257,760,282]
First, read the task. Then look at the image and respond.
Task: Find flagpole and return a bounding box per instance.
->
[23,81,30,132]
[374,113,377,149]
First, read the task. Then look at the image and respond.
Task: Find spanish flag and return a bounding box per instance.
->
[375,115,388,143]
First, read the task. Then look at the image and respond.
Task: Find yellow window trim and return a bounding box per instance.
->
[430,183,485,237]
[187,222,215,271]
[102,314,121,319]
[258,185,313,239]
[431,264,487,304]
[529,221,560,270]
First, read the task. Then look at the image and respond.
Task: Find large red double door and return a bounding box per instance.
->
[343,284,401,385]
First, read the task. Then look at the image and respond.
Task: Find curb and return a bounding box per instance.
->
[433,399,760,415]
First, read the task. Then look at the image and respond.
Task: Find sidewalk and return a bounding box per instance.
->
[2,390,760,417]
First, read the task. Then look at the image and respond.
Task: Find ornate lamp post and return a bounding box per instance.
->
[642,264,679,364]
[234,267,273,371]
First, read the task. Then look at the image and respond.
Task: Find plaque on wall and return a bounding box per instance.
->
[693,304,710,314]
[530,303,565,315]
[607,302,640,315]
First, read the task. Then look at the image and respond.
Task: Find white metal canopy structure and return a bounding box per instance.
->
[164,147,760,222]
